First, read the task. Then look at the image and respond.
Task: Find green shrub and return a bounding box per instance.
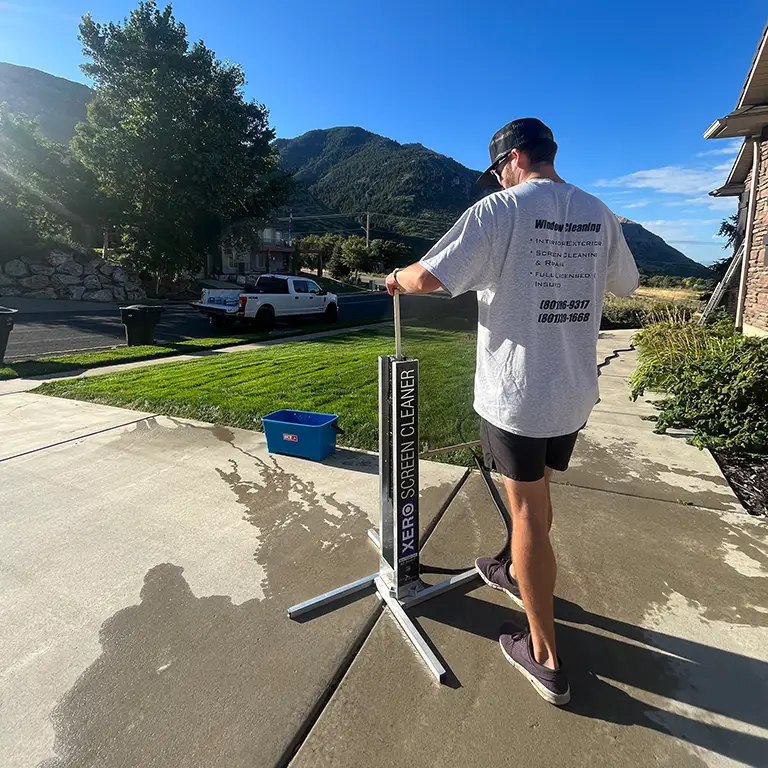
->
[327,253,351,281]
[631,322,768,454]
[639,273,716,290]
[630,321,735,392]
[702,308,735,330]
[601,296,696,329]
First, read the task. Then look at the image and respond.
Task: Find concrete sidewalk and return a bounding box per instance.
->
[1,336,767,767]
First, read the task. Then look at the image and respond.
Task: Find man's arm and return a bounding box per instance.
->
[386,198,501,297]
[606,218,639,297]
[385,264,443,296]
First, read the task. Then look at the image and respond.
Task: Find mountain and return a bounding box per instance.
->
[275,127,483,242]
[617,218,712,278]
[277,184,435,254]
[277,127,713,277]
[0,65,714,277]
[0,62,92,145]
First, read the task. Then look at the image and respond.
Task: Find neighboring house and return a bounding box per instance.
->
[208,222,293,281]
[706,23,768,335]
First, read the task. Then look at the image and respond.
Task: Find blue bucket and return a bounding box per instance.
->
[262,410,341,462]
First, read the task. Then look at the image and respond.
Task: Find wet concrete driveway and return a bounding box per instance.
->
[2,337,768,768]
[0,396,463,767]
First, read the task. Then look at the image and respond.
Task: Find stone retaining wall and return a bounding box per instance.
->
[0,250,146,302]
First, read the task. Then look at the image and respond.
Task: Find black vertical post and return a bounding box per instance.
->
[391,357,420,595]
[378,355,395,574]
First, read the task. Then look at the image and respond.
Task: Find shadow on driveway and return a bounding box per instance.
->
[413,586,768,767]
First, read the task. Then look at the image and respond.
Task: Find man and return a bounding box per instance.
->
[385,118,638,705]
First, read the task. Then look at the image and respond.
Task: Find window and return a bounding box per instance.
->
[306,280,323,295]
[221,245,249,274]
[293,280,309,294]
[262,228,276,243]
[255,276,289,294]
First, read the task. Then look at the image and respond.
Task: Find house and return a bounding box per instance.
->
[208,222,293,282]
[706,23,768,335]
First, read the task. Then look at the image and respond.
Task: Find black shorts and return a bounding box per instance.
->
[480,419,581,482]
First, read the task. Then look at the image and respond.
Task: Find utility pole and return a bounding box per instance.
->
[366,211,370,248]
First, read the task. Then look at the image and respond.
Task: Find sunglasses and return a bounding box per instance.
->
[491,151,513,183]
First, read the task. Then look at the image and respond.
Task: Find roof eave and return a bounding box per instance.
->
[737,22,768,109]
[703,108,768,139]
[710,184,745,198]
[723,140,750,187]
[704,119,727,140]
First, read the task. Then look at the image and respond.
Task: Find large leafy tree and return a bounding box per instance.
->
[341,235,369,278]
[298,233,343,277]
[299,233,412,279]
[368,238,412,271]
[326,236,349,280]
[73,1,291,277]
[0,106,106,250]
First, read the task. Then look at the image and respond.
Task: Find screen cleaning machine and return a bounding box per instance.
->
[287,292,478,683]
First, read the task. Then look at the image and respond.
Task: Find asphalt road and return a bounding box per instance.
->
[6,292,394,362]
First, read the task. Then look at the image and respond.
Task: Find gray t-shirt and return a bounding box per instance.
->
[420,178,638,438]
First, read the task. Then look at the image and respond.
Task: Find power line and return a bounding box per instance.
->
[278,209,453,230]
[290,228,370,236]
[276,211,368,222]
[367,211,453,227]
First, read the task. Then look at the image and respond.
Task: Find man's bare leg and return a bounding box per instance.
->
[503,473,558,670]
[545,467,554,531]
[510,467,553,576]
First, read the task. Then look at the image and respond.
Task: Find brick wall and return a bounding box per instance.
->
[743,137,768,334]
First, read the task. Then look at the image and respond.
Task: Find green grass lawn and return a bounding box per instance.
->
[0,318,383,380]
[36,326,479,463]
[0,332,286,380]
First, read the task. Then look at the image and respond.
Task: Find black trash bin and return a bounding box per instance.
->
[0,306,18,364]
[120,305,164,346]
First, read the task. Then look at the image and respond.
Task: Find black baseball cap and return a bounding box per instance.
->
[477,118,555,188]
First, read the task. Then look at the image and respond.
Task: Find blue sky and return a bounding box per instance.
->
[1,0,766,264]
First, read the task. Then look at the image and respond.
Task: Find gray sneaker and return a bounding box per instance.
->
[499,630,571,706]
[475,557,524,609]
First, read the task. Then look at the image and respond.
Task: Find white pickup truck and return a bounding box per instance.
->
[193,274,338,330]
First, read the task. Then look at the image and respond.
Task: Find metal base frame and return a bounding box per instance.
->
[288,329,478,683]
[287,531,477,683]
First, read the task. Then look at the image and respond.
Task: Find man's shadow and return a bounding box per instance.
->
[413,587,768,768]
